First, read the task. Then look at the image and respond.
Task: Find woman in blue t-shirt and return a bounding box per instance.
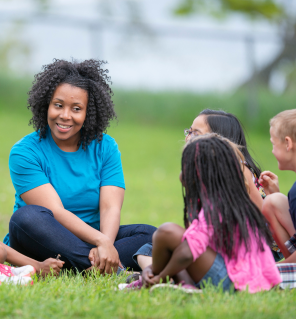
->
[5,59,156,274]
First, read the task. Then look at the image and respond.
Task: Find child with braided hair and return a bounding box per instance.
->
[122,134,281,292]
[184,109,283,260]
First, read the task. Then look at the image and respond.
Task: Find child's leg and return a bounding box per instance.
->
[151,223,185,275]
[151,222,216,283]
[0,243,7,264]
[262,193,296,258]
[137,256,152,270]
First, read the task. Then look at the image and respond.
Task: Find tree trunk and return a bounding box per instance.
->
[240,23,296,88]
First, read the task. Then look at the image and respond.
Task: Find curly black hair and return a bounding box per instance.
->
[27,59,116,150]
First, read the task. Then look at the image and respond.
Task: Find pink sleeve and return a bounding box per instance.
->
[182,209,213,262]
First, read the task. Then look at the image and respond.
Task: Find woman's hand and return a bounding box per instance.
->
[37,258,65,276]
[259,171,280,195]
[88,238,120,274]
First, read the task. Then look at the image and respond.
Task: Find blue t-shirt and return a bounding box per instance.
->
[288,182,296,230]
[3,127,125,245]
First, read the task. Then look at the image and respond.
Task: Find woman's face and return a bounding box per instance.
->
[185,115,211,142]
[47,83,88,150]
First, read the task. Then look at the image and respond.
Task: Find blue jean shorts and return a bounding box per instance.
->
[132,242,153,267]
[195,253,234,292]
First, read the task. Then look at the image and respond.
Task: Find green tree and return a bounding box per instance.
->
[0,0,49,74]
[174,0,296,91]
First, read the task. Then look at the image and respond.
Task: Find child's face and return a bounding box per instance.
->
[270,126,292,170]
[185,115,211,142]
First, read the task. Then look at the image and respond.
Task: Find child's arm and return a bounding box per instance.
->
[259,171,280,195]
[145,240,193,285]
[0,244,7,264]
[1,243,64,275]
[244,168,263,211]
[277,251,296,263]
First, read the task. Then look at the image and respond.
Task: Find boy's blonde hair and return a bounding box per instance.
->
[270,109,296,142]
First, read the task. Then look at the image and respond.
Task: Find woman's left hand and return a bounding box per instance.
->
[87,247,123,273]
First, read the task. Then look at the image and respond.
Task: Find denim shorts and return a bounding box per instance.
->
[195,253,234,292]
[132,242,153,267]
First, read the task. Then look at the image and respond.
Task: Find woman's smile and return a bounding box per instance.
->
[56,123,73,133]
[47,83,88,151]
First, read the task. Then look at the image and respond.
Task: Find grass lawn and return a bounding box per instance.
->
[0,272,295,319]
[1,99,296,318]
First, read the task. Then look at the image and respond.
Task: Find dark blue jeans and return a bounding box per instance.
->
[9,205,156,273]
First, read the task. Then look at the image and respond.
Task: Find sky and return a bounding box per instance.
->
[0,0,283,92]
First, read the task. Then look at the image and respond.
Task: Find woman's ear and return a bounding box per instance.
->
[285,136,293,152]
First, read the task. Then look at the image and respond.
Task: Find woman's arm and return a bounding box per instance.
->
[99,186,124,243]
[21,183,120,274]
[21,184,109,246]
[244,168,264,211]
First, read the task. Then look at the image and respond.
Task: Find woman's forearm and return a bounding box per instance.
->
[99,186,124,244]
[21,184,109,247]
[53,206,109,247]
[100,208,120,243]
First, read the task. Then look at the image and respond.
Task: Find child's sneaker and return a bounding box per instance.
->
[125,272,141,283]
[118,277,143,290]
[0,274,33,285]
[11,265,36,277]
[149,282,202,294]
[0,264,35,285]
[0,264,14,277]
[0,264,35,277]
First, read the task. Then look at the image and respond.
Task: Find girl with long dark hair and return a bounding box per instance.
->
[124,135,281,292]
[183,109,283,261]
[184,109,265,209]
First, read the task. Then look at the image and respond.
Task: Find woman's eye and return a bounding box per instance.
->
[73,107,80,112]
[55,103,62,108]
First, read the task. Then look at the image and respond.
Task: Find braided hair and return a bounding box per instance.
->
[28,59,116,150]
[200,109,261,178]
[182,134,271,259]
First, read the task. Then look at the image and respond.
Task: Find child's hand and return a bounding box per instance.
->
[142,265,156,287]
[259,171,280,195]
[38,258,64,276]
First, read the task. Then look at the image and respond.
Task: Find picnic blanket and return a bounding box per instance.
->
[277,263,296,289]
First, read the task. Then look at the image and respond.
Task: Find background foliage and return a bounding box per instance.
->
[1,75,296,239]
[0,75,296,318]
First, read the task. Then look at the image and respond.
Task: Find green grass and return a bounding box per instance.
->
[0,272,295,319]
[1,78,296,318]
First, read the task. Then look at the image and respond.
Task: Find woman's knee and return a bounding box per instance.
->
[133,224,157,240]
[145,224,157,237]
[10,205,53,231]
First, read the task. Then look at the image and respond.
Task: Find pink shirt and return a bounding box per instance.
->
[182,209,282,293]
